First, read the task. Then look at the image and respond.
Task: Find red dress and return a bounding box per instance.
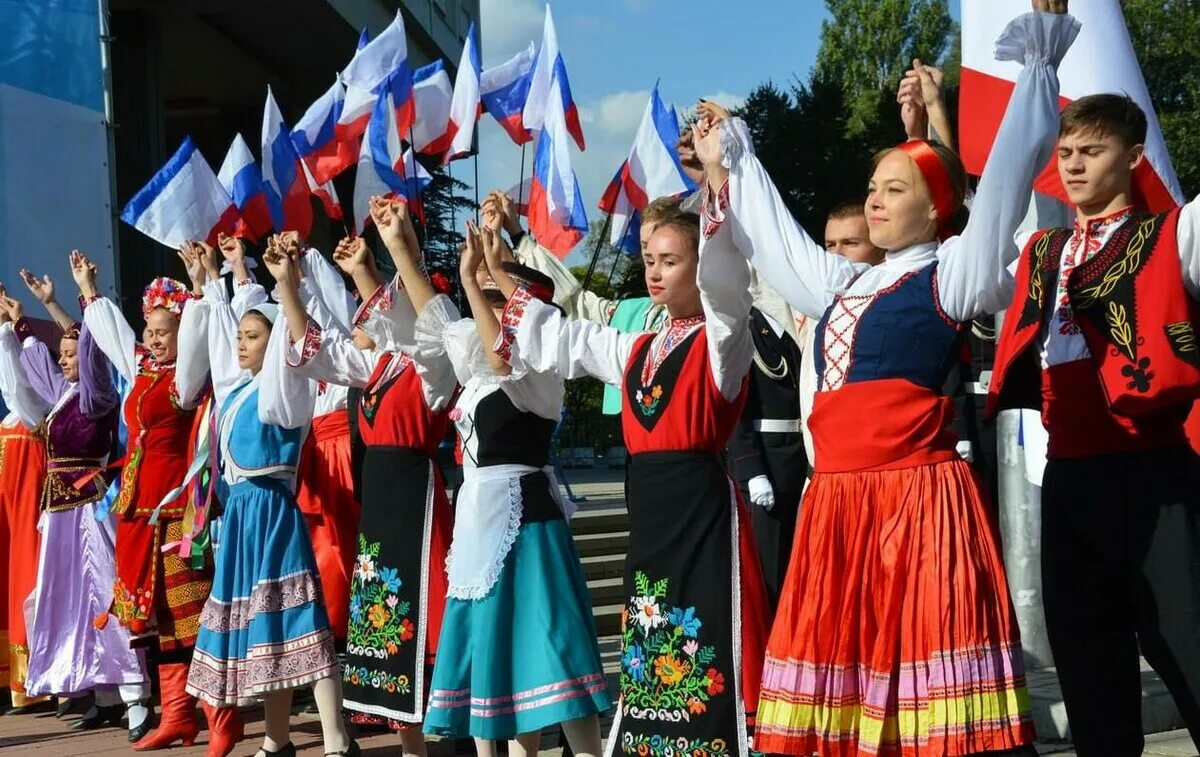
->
[0,420,46,702]
[108,352,212,650]
[342,353,453,724]
[611,326,770,757]
[295,401,359,643]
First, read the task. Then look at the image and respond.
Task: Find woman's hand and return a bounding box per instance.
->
[70,250,99,298]
[333,236,370,275]
[263,244,299,288]
[459,221,484,283]
[1033,0,1068,13]
[19,269,54,304]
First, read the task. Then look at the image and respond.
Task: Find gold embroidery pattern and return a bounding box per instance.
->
[1029,232,1053,306]
[1105,302,1135,361]
[1167,321,1197,352]
[1075,218,1156,309]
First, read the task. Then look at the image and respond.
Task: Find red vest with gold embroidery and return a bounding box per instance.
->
[987,208,1200,421]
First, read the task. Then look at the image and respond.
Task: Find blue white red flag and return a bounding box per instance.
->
[412,60,454,156]
[481,43,535,146]
[216,133,272,242]
[444,20,482,163]
[291,77,355,186]
[528,87,587,257]
[339,10,414,145]
[261,86,314,237]
[120,137,237,248]
[522,5,585,151]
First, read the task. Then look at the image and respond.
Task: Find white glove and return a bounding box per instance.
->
[748,475,775,510]
[955,440,975,463]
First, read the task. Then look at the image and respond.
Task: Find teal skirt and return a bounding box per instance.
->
[424,517,611,739]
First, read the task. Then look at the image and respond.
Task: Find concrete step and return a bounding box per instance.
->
[586,575,625,607]
[570,506,630,536]
[574,531,630,559]
[580,553,626,581]
[593,603,623,637]
[1027,660,1183,744]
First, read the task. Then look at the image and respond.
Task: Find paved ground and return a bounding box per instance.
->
[3,468,1195,754]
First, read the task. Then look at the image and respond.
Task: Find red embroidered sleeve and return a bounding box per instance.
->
[287,316,323,368]
[494,286,535,363]
[352,281,391,328]
[78,293,102,311]
[701,181,730,240]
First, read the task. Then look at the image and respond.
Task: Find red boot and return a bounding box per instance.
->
[201,700,244,757]
[133,662,200,750]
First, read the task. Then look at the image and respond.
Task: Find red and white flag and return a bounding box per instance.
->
[961,0,1184,212]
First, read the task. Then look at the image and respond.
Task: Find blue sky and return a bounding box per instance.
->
[469,0,961,262]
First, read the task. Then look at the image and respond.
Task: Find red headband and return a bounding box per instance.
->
[896,140,957,240]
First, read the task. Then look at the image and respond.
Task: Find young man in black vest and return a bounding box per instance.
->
[988,94,1200,756]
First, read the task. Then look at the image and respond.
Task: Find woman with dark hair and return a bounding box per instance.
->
[177,236,355,757]
[695,3,1078,755]
[278,211,458,757]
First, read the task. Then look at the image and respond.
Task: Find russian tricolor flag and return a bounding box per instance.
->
[599,85,696,254]
[365,84,433,227]
[961,0,1183,211]
[523,5,585,151]
[444,20,481,163]
[120,136,237,248]
[302,161,344,222]
[291,77,355,186]
[528,86,587,257]
[339,10,415,145]
[481,43,535,146]
[262,87,314,238]
[216,133,272,242]
[411,60,454,156]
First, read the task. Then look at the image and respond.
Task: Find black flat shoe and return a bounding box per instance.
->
[4,700,54,716]
[325,740,360,757]
[128,711,157,743]
[253,742,297,757]
[57,694,92,719]
[70,704,125,731]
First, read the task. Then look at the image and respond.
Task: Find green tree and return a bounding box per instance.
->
[813,0,954,135]
[1122,0,1200,196]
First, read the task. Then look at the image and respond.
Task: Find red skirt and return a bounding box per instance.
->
[0,424,45,694]
[755,380,1033,756]
[296,412,360,642]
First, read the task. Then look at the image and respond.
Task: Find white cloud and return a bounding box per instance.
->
[699,91,747,110]
[596,89,651,137]
[479,0,543,68]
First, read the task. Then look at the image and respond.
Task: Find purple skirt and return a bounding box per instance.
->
[24,501,146,697]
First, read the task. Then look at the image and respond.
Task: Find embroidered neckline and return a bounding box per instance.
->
[641,315,704,386]
[1074,206,1134,239]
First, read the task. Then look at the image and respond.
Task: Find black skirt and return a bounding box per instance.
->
[608,451,751,756]
[343,445,439,722]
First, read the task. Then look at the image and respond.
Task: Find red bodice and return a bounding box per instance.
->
[620,328,746,455]
[356,352,453,455]
[117,361,197,518]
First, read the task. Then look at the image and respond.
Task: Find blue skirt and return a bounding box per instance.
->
[425,518,612,739]
[187,478,338,706]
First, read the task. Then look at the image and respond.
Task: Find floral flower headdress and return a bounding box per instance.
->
[141,277,195,319]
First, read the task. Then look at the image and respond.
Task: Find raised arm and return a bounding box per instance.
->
[934,6,1080,321]
[700,118,861,319]
[696,195,754,402]
[19,269,75,331]
[486,190,615,323]
[75,322,120,418]
[0,300,52,426]
[9,314,68,405]
[74,250,139,383]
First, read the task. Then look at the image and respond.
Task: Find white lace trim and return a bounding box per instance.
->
[444,465,531,601]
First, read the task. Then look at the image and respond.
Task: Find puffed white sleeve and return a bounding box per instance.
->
[699,194,754,401]
[494,287,638,387]
[285,313,380,390]
[258,314,316,429]
[935,11,1081,321]
[715,118,864,319]
[409,294,462,412]
[175,295,211,410]
[513,235,617,324]
[199,279,251,411]
[0,323,50,428]
[81,296,139,384]
[297,248,357,336]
